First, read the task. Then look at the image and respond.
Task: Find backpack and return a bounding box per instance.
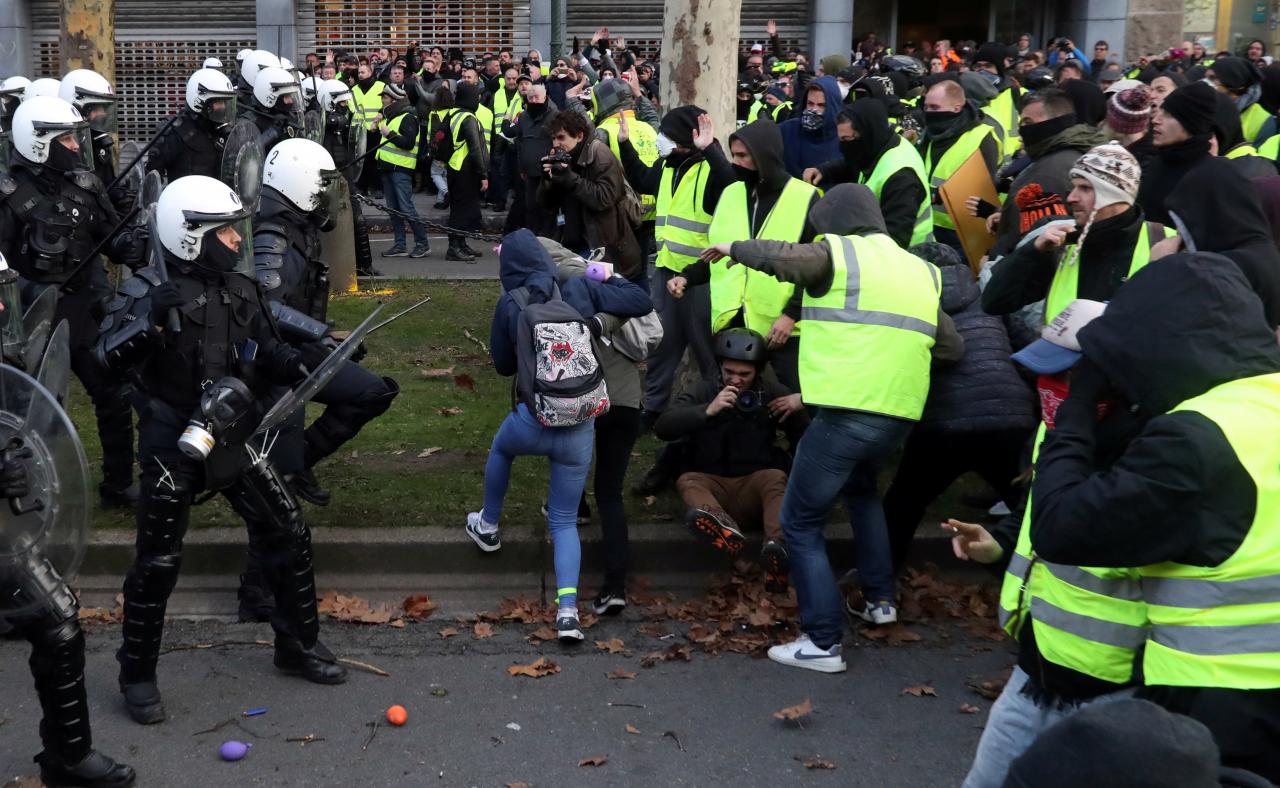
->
[509,283,610,427]
[428,110,456,163]
[612,310,664,362]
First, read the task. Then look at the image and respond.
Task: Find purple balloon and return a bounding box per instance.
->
[220,740,251,761]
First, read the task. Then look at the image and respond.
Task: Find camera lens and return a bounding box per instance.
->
[735,389,759,412]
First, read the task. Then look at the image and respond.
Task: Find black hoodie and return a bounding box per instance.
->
[1029,254,1280,781]
[617,104,734,220]
[1164,158,1280,326]
[449,82,489,174]
[814,100,926,248]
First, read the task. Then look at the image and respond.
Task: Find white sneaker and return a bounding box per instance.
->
[767,634,847,673]
[556,607,584,642]
[466,511,501,552]
[855,600,898,625]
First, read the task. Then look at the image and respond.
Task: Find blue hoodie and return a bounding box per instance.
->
[489,229,652,376]
[778,75,843,178]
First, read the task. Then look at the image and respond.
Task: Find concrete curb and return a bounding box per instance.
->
[80,522,956,579]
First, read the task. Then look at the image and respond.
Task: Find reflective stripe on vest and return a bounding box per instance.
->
[447,110,480,171]
[653,159,711,272]
[997,422,1149,684]
[984,88,1023,159]
[707,178,817,335]
[1241,102,1269,144]
[600,113,658,218]
[1225,143,1260,159]
[1260,134,1280,160]
[374,112,419,169]
[925,124,994,230]
[858,135,935,247]
[351,82,385,131]
[771,101,792,121]
[1140,373,1280,689]
[1046,222,1173,321]
[798,234,939,418]
[474,104,494,142]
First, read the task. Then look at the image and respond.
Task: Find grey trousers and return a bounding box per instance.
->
[642,267,718,413]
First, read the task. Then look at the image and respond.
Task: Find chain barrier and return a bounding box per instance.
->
[352,192,504,243]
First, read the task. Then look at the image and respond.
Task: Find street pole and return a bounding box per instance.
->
[550,0,564,60]
[660,0,741,148]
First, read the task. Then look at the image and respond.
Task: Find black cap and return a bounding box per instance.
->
[1162,81,1218,137]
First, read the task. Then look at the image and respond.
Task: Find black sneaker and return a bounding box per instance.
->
[466,511,501,552]
[630,463,671,496]
[382,245,408,258]
[356,267,385,277]
[592,592,627,616]
[36,748,137,788]
[761,540,790,593]
[273,637,348,685]
[409,243,430,258]
[687,508,746,555]
[557,607,585,642]
[433,199,450,210]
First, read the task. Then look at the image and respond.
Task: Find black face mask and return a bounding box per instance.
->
[46,143,84,173]
[200,233,242,273]
[525,100,547,119]
[1020,113,1077,148]
[839,138,871,167]
[923,109,962,136]
[732,163,759,186]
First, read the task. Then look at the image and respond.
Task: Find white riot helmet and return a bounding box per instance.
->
[0,77,29,122]
[185,68,238,127]
[24,78,61,101]
[236,49,252,67]
[262,138,340,225]
[10,96,93,171]
[58,69,116,134]
[253,66,302,110]
[204,57,224,71]
[317,79,353,114]
[156,175,253,272]
[300,74,322,105]
[280,56,295,71]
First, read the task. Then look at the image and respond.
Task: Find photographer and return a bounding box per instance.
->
[1047,37,1091,76]
[537,109,644,280]
[654,329,808,592]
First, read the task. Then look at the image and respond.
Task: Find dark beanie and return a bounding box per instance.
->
[973,42,1008,76]
[1161,81,1218,137]
[1002,699,1220,788]
[658,104,704,148]
[1211,55,1259,92]
[1211,89,1246,151]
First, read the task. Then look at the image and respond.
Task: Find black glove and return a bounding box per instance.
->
[150,281,183,320]
[112,227,149,268]
[0,441,31,500]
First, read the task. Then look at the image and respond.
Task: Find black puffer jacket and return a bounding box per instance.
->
[915,245,1036,435]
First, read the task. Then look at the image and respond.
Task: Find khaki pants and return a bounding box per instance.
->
[676,469,788,543]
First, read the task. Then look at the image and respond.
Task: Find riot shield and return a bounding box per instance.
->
[304,107,325,144]
[320,177,358,294]
[34,320,72,407]
[19,285,57,373]
[0,365,91,618]
[253,302,385,436]
[220,117,264,210]
[345,124,368,183]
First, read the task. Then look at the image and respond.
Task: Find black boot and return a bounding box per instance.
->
[98,483,138,511]
[36,750,136,788]
[274,636,349,685]
[445,235,471,261]
[459,239,482,258]
[287,466,331,506]
[117,680,165,725]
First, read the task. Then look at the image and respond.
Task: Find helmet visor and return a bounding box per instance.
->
[35,122,95,171]
[190,212,254,276]
[199,88,238,127]
[74,89,117,134]
[312,168,342,225]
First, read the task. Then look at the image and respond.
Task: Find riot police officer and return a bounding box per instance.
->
[58,69,126,207]
[96,175,348,725]
[318,78,376,275]
[235,49,283,106]
[245,65,306,154]
[0,96,144,507]
[147,68,238,181]
[0,257,137,788]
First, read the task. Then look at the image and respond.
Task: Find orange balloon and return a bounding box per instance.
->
[386,705,408,726]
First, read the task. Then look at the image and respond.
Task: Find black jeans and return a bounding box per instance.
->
[882,426,1031,569]
[594,405,640,594]
[447,164,483,235]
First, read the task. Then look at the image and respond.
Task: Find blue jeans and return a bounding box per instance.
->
[381,170,428,247]
[482,403,594,609]
[780,407,913,648]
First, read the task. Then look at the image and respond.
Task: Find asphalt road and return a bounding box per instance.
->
[364,233,500,280]
[1,586,1011,788]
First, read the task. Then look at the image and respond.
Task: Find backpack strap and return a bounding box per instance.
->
[508,286,531,310]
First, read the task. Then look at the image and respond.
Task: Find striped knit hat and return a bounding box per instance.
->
[1106,85,1153,135]
[1016,183,1071,235]
[1061,142,1142,267]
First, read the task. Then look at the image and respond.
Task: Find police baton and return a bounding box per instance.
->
[60,202,142,288]
[340,138,391,173]
[105,115,179,193]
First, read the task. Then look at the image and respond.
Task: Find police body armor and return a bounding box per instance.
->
[254,191,328,322]
[153,111,226,180]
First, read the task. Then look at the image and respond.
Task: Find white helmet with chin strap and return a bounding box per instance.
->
[156,175,253,268]
[253,66,302,110]
[262,137,339,214]
[58,69,115,134]
[10,96,93,170]
[317,79,353,114]
[24,78,61,102]
[1,76,31,102]
[185,68,238,126]
[203,57,224,70]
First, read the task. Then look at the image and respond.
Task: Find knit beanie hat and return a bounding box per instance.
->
[382,82,407,101]
[1161,81,1218,137]
[1071,142,1142,208]
[1209,55,1259,92]
[972,42,1008,76]
[1016,183,1070,234]
[1107,85,1153,135]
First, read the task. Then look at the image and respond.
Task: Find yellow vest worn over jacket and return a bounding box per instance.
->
[653,159,711,273]
[1140,373,1280,689]
[708,178,818,335]
[925,124,994,231]
[351,81,386,131]
[447,110,483,171]
[859,135,935,247]
[798,234,939,419]
[1241,102,1269,144]
[984,87,1023,159]
[1047,222,1173,320]
[599,111,658,219]
[375,112,420,169]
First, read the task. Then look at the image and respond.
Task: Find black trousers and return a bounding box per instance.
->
[446,164,483,235]
[882,426,1031,569]
[593,406,640,594]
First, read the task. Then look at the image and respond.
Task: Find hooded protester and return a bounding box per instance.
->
[1207,55,1267,142]
[1029,253,1280,783]
[1137,81,1217,224]
[808,100,932,248]
[1061,79,1107,126]
[972,42,1025,157]
[992,88,1105,255]
[777,76,843,177]
[473,229,651,642]
[444,80,490,260]
[1163,158,1280,327]
[1252,174,1280,248]
[1208,89,1278,179]
[1253,62,1280,143]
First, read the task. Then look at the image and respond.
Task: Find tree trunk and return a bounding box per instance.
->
[660,0,742,146]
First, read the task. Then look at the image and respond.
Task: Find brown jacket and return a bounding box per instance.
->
[537,138,643,279]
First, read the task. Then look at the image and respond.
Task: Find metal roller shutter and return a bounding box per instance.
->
[564,0,809,62]
[30,1,257,141]
[297,1,531,62]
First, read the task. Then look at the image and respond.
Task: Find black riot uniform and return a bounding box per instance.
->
[321,105,375,274]
[0,157,144,504]
[96,233,348,724]
[146,110,227,181]
[243,96,305,157]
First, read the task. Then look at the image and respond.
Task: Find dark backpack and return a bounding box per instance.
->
[428,110,456,163]
[509,283,610,427]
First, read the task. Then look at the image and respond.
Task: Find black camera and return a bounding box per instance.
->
[1054,38,1073,52]
[542,148,573,175]
[735,388,761,413]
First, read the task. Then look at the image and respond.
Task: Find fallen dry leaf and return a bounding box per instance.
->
[388,618,406,628]
[577,756,607,767]
[420,366,456,378]
[317,590,396,625]
[527,625,559,643]
[402,594,437,620]
[437,627,459,639]
[453,373,476,392]
[959,703,981,714]
[773,698,813,722]
[606,667,637,680]
[969,673,1009,700]
[625,724,641,735]
[417,447,442,459]
[798,756,836,770]
[859,622,924,646]
[595,638,627,654]
[437,406,464,417]
[507,657,560,678]
[902,685,938,698]
[473,622,496,639]
[643,495,656,506]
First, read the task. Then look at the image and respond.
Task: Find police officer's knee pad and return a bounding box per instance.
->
[132,553,183,595]
[28,615,86,664]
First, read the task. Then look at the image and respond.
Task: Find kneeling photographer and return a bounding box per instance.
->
[654,329,808,591]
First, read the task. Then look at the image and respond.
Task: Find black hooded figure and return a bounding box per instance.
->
[447,81,491,260]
